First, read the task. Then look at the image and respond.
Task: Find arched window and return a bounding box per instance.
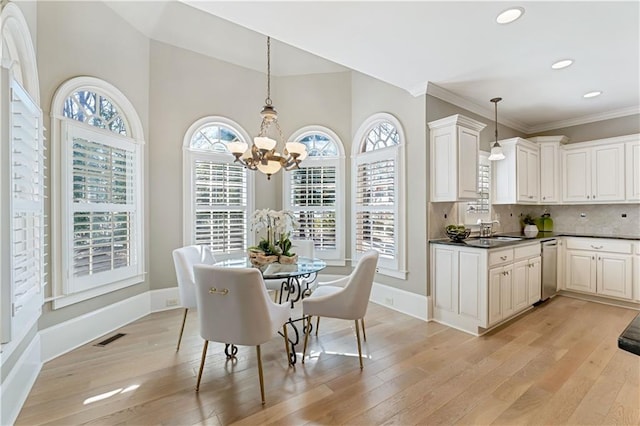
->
[51,76,145,308]
[183,117,253,255]
[283,126,345,264]
[352,113,406,278]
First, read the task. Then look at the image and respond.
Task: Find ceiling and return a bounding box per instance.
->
[104,1,640,134]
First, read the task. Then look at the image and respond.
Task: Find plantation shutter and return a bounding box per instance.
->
[193,160,247,253]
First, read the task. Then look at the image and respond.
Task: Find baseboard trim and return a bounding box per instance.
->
[150,287,180,312]
[1,333,42,426]
[40,291,151,363]
[370,282,429,321]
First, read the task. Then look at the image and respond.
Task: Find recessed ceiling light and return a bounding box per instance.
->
[496,7,525,24]
[583,91,602,98]
[551,59,574,70]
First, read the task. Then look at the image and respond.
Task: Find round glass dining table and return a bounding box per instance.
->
[213,256,327,364]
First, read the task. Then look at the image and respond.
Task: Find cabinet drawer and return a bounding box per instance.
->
[489,249,513,266]
[514,243,541,260]
[565,238,632,254]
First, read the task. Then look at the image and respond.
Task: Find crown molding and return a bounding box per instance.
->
[526,105,640,134]
[425,83,530,133]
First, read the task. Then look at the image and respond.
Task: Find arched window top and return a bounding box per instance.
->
[184,116,251,154]
[63,90,128,136]
[353,112,405,156]
[289,125,345,158]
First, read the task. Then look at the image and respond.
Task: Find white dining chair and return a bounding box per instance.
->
[192,265,291,404]
[301,250,379,369]
[264,239,315,302]
[172,245,216,351]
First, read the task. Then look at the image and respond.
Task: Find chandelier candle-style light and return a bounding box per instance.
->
[228,36,307,179]
[488,97,506,161]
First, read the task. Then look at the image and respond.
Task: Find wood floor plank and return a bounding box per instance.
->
[15,296,640,426]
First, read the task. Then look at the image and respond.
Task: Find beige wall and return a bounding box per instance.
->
[351,72,428,295]
[37,0,151,328]
[533,114,640,143]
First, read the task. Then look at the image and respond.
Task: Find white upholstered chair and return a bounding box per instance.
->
[192,264,291,404]
[172,245,216,351]
[264,239,316,302]
[301,250,379,369]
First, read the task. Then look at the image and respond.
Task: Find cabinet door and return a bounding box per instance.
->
[528,256,542,305]
[516,146,539,203]
[597,253,632,299]
[433,246,457,312]
[565,250,596,293]
[488,267,503,325]
[540,143,559,203]
[626,141,640,201]
[458,250,483,320]
[592,143,625,202]
[431,128,456,202]
[501,265,514,319]
[562,149,591,202]
[512,259,529,311]
[458,127,479,200]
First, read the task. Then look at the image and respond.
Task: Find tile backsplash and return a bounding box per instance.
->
[430,203,640,239]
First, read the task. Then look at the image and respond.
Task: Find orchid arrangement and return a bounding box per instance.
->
[249,209,299,256]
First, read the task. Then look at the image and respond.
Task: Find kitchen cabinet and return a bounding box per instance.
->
[626,140,640,201]
[428,114,486,202]
[430,241,541,335]
[528,136,568,203]
[562,141,625,203]
[492,138,539,204]
[564,238,633,300]
[634,242,640,302]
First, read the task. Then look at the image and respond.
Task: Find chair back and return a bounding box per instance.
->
[340,250,379,319]
[291,239,315,258]
[172,245,216,308]
[193,265,285,346]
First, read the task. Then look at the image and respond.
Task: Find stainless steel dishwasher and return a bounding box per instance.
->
[540,239,558,301]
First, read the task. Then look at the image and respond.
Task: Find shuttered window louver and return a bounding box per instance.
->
[193,160,247,252]
[355,159,395,259]
[466,163,490,214]
[71,135,136,279]
[2,77,46,344]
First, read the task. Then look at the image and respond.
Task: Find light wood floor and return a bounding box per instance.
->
[16,296,640,425]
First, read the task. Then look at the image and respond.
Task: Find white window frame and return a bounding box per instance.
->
[51,76,145,309]
[351,113,406,279]
[283,125,345,265]
[182,116,254,258]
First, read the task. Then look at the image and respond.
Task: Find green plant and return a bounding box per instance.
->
[522,214,536,225]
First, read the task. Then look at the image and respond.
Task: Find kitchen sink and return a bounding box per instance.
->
[463,236,524,248]
[489,236,524,241]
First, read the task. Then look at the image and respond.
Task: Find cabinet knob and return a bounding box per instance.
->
[592,256,595,260]
[593,195,596,199]
[543,197,546,200]
[587,195,590,199]
[591,245,603,249]
[500,256,507,260]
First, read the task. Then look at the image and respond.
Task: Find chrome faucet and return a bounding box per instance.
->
[477,219,500,237]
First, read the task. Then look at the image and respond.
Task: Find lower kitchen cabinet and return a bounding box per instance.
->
[564,238,633,300]
[430,241,541,335]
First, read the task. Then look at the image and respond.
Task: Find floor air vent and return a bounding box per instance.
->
[95,333,126,347]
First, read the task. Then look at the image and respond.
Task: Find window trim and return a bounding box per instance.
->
[284,125,346,266]
[182,116,255,256]
[51,76,145,309]
[351,113,406,279]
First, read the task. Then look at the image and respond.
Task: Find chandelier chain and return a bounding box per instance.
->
[265,36,272,106]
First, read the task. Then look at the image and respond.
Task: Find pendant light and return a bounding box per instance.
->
[488,97,505,161]
[228,36,307,179]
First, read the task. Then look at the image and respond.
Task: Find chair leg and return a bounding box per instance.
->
[302,315,312,364]
[355,320,363,370]
[315,316,320,337]
[195,340,209,391]
[256,345,266,404]
[176,308,189,351]
[283,323,292,366]
[361,317,367,342]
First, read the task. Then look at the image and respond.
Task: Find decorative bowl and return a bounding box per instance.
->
[445,227,471,242]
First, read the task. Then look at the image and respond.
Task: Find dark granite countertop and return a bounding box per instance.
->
[618,314,640,356]
[430,231,639,249]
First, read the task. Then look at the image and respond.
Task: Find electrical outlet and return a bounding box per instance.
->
[165,298,179,307]
[385,297,394,306]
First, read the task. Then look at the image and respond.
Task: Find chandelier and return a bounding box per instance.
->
[488,97,505,161]
[228,36,307,179]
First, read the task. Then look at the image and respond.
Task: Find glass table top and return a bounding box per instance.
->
[214,256,327,280]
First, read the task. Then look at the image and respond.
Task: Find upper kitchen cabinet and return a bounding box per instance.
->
[492,138,540,204]
[528,136,568,204]
[428,115,486,202]
[562,135,633,203]
[626,139,640,201]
